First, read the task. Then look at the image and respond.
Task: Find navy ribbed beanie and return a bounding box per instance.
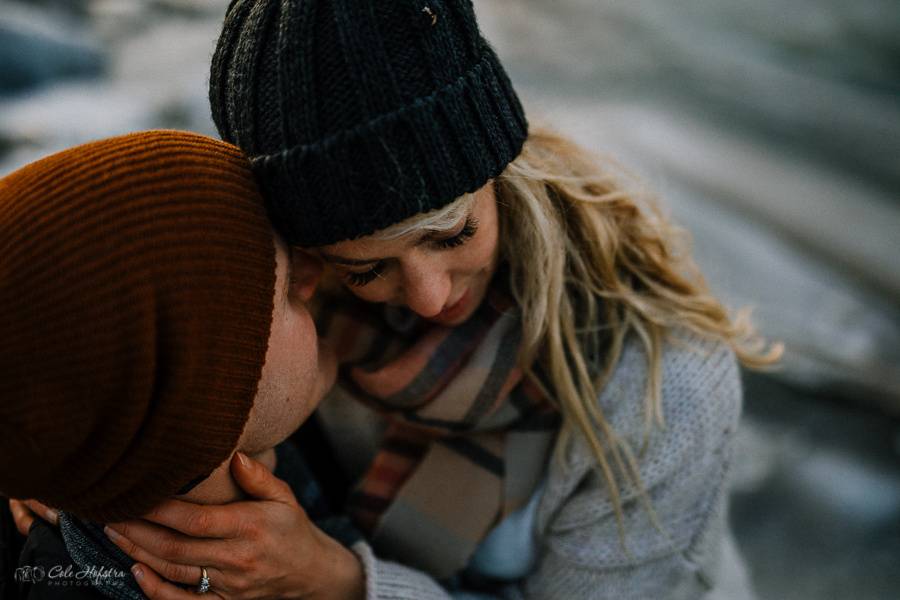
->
[209,0,528,247]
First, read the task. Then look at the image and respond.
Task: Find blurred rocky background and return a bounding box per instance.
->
[1,0,898,598]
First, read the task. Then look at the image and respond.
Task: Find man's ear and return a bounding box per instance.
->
[290,249,323,302]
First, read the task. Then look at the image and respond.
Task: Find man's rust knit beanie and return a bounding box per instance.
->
[0,131,276,523]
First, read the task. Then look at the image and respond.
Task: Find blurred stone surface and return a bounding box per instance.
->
[523,96,900,414]
[476,0,900,193]
[0,4,104,96]
[733,374,900,600]
[0,2,226,170]
[88,0,212,36]
[476,0,900,414]
[8,0,91,18]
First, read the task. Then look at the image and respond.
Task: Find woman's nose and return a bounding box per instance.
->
[400,261,451,318]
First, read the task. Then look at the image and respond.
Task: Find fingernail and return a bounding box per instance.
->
[131,565,144,581]
[104,525,122,541]
[237,452,250,468]
[46,508,59,523]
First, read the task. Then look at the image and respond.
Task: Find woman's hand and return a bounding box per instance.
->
[105,452,365,600]
[8,498,59,536]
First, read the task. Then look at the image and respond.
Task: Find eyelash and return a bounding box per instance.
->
[345,264,384,287]
[343,217,479,287]
[436,217,478,249]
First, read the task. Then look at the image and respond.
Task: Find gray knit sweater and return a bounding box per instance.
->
[334,330,755,600]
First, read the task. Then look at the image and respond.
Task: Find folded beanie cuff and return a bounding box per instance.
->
[251,47,528,247]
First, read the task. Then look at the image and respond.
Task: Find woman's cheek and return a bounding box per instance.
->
[469,229,500,275]
[344,279,391,304]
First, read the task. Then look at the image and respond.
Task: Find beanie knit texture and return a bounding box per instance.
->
[209,0,528,247]
[0,131,276,523]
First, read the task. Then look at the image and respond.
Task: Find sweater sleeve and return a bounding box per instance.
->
[349,333,747,600]
[525,333,746,599]
[351,540,527,600]
[351,541,453,600]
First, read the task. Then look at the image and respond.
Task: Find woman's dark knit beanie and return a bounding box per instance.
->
[0,131,276,523]
[209,0,528,247]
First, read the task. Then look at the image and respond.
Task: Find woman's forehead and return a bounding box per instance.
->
[318,233,417,264]
[315,187,490,263]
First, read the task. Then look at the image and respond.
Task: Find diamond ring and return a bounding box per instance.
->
[196,566,211,594]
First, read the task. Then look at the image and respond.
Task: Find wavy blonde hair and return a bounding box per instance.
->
[497,127,781,534]
[366,126,781,537]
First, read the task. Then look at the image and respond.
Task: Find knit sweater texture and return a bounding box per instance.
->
[327,330,755,599]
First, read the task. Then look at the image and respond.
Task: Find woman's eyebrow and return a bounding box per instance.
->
[319,217,467,266]
[319,252,381,266]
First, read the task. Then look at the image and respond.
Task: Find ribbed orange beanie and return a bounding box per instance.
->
[0,131,276,523]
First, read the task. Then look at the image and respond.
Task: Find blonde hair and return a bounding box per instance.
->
[362,126,781,538]
[497,127,782,536]
[370,193,476,241]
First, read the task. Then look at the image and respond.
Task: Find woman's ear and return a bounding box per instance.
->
[290,249,323,302]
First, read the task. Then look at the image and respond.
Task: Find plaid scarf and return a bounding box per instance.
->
[318,286,560,579]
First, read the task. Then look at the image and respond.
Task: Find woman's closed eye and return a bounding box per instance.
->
[345,261,386,287]
[342,216,479,287]
[434,216,478,249]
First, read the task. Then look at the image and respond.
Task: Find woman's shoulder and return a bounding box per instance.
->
[596,328,742,458]
[544,328,743,502]
[657,328,742,409]
[535,330,744,572]
[607,328,740,398]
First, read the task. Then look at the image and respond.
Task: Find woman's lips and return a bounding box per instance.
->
[434,288,470,322]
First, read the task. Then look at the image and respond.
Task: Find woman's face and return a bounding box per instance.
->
[317,182,500,326]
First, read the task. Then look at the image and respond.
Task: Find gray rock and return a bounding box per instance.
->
[0,5,105,95]
[478,0,900,195]
[8,0,91,18]
[477,0,900,411]
[527,95,900,413]
[0,8,224,176]
[732,376,900,600]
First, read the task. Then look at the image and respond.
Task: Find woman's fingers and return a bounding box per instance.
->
[106,464,316,599]
[133,455,301,542]
[25,499,59,526]
[230,452,298,504]
[104,520,228,569]
[8,499,59,536]
[106,526,242,596]
[131,563,226,600]
[8,500,35,536]
[105,526,207,586]
[139,499,240,539]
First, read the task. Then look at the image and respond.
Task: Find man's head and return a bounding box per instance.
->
[0,131,333,522]
[237,235,335,458]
